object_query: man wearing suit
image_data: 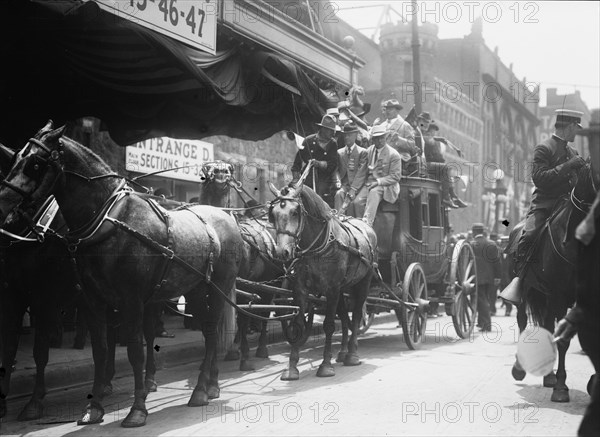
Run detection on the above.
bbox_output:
[514,109,586,283]
[361,124,403,226]
[290,115,339,207]
[334,123,369,217]
[375,99,419,176]
[471,223,502,332]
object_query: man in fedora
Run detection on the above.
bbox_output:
[335,122,369,217]
[376,99,418,171]
[422,120,468,208]
[512,109,586,295]
[471,223,502,331]
[290,114,339,207]
[361,124,402,226]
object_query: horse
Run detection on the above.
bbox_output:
[504,161,598,402]
[0,122,244,427]
[267,180,377,380]
[197,161,284,371]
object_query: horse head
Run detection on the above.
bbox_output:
[0,122,65,225]
[268,182,305,261]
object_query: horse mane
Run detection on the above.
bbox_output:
[59,136,114,175]
[297,186,332,221]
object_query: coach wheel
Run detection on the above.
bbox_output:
[399,263,428,350]
[450,240,478,338]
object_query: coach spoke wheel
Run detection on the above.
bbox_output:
[358,301,375,335]
[450,240,478,338]
[400,263,428,350]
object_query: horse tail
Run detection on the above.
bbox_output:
[524,287,547,327]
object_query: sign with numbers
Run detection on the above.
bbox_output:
[93,0,217,54]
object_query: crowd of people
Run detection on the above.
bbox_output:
[290,98,468,224]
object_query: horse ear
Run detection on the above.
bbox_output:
[46,125,66,143]
[268,181,281,198]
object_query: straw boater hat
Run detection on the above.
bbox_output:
[370,124,388,137]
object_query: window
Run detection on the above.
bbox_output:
[428,193,441,226]
[409,189,423,241]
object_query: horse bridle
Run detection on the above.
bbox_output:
[269,194,331,256]
[0,137,62,202]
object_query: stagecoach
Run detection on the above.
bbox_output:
[235,171,478,351]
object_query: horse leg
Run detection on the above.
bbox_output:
[0,299,26,419]
[189,287,222,406]
[77,299,108,426]
[335,297,349,363]
[143,304,158,393]
[119,303,148,428]
[316,290,339,378]
[344,278,370,367]
[223,315,241,362]
[17,307,55,421]
[550,310,570,402]
[238,314,254,371]
[255,319,269,359]
[512,303,528,381]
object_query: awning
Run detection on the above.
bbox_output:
[0,0,339,147]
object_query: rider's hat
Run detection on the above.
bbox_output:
[555,109,583,128]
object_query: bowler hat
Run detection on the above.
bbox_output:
[383,99,403,110]
[316,115,337,131]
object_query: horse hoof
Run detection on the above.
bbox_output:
[255,346,269,359]
[543,372,557,388]
[551,387,570,403]
[121,406,148,428]
[511,364,526,381]
[188,387,209,407]
[336,351,347,363]
[343,354,361,367]
[207,384,220,400]
[77,402,105,425]
[17,399,44,421]
[103,384,113,397]
[281,367,300,381]
[587,374,597,395]
[316,364,335,378]
[224,350,240,361]
[145,379,158,393]
[239,360,255,372]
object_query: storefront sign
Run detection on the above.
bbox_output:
[92,0,217,54]
[126,137,214,182]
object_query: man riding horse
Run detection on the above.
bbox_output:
[503,109,586,304]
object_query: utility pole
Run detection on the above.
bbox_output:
[411,0,423,114]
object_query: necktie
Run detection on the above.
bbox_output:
[372,148,379,167]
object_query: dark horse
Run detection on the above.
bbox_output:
[505,161,597,402]
[0,123,243,427]
[268,180,377,380]
[197,161,284,371]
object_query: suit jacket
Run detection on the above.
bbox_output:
[380,116,417,160]
[423,136,445,163]
[366,144,402,204]
[291,133,338,198]
[531,134,579,209]
[472,235,502,285]
[337,143,369,193]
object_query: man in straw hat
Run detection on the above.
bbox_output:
[290,114,339,207]
[505,109,586,305]
[334,122,369,217]
[361,124,402,226]
[376,99,418,173]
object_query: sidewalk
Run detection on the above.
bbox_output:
[7,311,398,400]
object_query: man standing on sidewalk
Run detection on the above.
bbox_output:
[471,223,502,331]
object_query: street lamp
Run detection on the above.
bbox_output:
[482,169,508,233]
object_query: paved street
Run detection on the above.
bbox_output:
[0,310,594,436]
